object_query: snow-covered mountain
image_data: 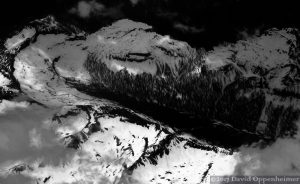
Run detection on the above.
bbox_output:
[0,16,300,184]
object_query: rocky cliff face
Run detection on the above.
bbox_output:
[0,16,300,184]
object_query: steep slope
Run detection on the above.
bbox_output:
[0,104,236,184]
[1,16,300,140]
[1,16,300,141]
[206,28,300,138]
[83,20,300,140]
[1,16,300,184]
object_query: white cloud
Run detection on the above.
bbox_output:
[0,102,74,176]
[129,0,140,6]
[69,0,105,18]
[0,100,29,114]
[173,23,205,34]
[235,122,300,176]
[0,133,10,150]
[29,129,42,149]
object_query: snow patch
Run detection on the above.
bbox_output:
[5,28,36,52]
[0,73,10,86]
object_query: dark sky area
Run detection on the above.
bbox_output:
[0,0,299,48]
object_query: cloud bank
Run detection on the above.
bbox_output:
[69,0,105,18]
[0,101,75,184]
[235,122,300,176]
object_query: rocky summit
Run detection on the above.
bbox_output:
[0,16,300,183]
